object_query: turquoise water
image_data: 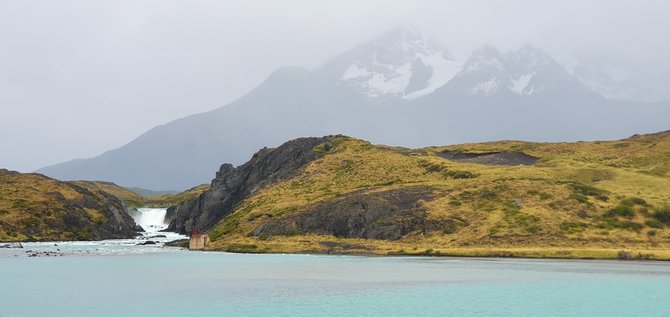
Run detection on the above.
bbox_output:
[2,250,670,317]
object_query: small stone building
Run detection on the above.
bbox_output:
[189,233,209,250]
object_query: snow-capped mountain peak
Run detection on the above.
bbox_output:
[463,46,505,74]
[448,44,578,97]
[512,44,557,69]
[334,28,462,100]
[323,31,600,102]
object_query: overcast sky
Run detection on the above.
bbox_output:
[1,0,669,172]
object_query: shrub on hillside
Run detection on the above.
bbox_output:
[653,205,670,225]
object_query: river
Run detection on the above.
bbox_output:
[1,208,669,316]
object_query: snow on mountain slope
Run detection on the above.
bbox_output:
[334,28,461,100]
[569,60,670,103]
[509,72,536,95]
[445,44,591,97]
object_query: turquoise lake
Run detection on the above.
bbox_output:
[2,245,670,317]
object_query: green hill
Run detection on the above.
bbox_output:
[72,181,208,208]
[0,171,208,242]
[0,170,139,241]
[171,132,670,259]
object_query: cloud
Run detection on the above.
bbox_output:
[0,0,668,171]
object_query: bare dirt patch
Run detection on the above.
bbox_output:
[437,151,539,166]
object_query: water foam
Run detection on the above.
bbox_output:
[132,208,168,233]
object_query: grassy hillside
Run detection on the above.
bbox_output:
[71,181,147,207]
[147,184,209,207]
[73,181,208,208]
[0,173,208,242]
[0,170,139,241]
[203,131,670,259]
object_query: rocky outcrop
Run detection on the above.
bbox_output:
[167,136,338,234]
[163,206,177,227]
[252,186,437,240]
[63,183,140,240]
[0,169,140,241]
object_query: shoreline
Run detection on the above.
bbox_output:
[200,234,670,261]
[198,245,670,261]
[6,236,670,261]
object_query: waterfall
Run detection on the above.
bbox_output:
[132,208,168,233]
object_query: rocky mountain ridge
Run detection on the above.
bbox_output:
[37,28,670,190]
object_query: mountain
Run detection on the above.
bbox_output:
[570,59,670,103]
[37,28,670,190]
[438,45,596,98]
[328,27,461,100]
[0,169,140,241]
[168,132,670,259]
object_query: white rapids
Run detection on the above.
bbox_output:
[132,207,169,232]
[0,207,188,258]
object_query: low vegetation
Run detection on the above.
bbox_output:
[1,171,208,242]
[73,181,209,208]
[197,130,670,259]
[0,170,137,241]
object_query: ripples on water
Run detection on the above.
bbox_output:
[1,209,670,317]
[2,250,670,317]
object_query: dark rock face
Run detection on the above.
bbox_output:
[65,184,140,240]
[164,206,177,226]
[437,150,539,166]
[168,136,338,235]
[253,186,436,240]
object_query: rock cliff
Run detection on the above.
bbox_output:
[253,186,437,240]
[167,136,338,234]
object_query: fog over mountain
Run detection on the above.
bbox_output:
[1,0,669,189]
[36,28,670,190]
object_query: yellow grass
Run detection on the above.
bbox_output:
[208,234,670,260]
[1,169,209,241]
[204,132,670,259]
[72,181,209,208]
